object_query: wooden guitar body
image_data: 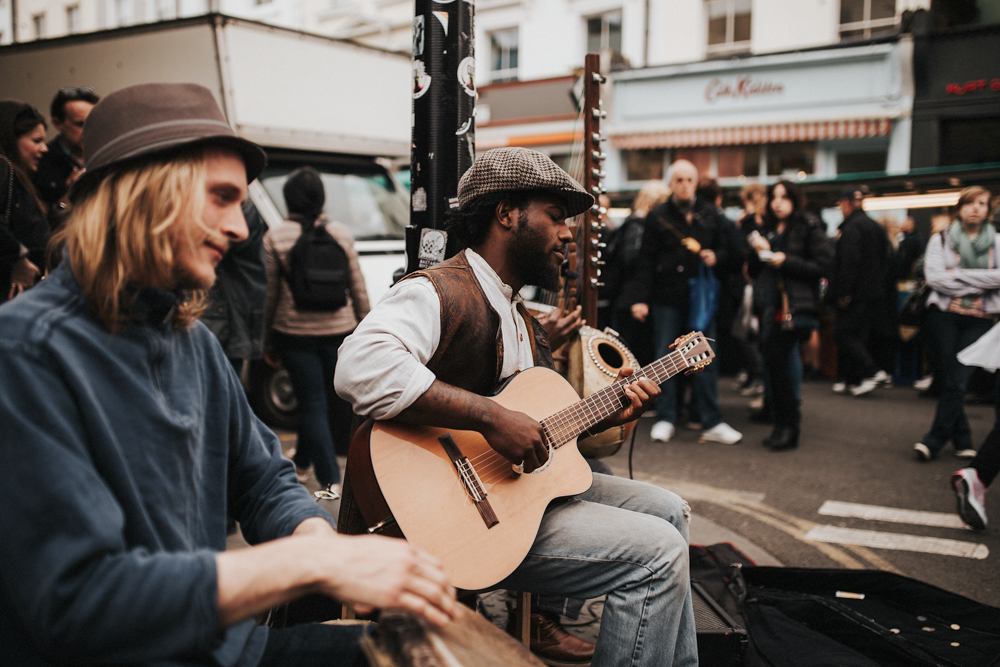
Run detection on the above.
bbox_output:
[361,367,593,591]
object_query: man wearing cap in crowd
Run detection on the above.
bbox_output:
[334,147,698,667]
[0,83,458,666]
[31,86,100,221]
[831,186,890,396]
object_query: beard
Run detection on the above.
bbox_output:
[510,209,563,292]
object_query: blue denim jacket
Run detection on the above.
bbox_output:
[0,261,332,666]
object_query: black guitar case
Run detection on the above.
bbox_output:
[691,543,1000,667]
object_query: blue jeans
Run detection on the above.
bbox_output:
[651,305,722,429]
[499,473,697,667]
[922,310,994,455]
[274,332,350,487]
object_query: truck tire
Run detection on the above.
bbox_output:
[247,359,299,430]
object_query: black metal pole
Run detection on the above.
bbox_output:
[406,0,475,273]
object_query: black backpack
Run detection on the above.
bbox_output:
[281,219,350,312]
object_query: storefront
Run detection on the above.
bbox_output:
[911,22,1000,169]
[605,38,914,196]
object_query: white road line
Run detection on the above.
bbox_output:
[805,525,989,559]
[818,500,970,530]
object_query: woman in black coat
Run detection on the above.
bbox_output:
[748,180,833,451]
[0,101,50,302]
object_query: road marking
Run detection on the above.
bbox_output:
[805,525,989,559]
[818,500,970,530]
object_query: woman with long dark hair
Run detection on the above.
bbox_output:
[915,186,1000,462]
[748,181,833,451]
[0,101,50,301]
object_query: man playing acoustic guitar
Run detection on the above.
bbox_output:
[335,148,698,667]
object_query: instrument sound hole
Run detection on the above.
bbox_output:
[596,342,624,369]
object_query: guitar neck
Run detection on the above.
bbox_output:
[541,349,690,447]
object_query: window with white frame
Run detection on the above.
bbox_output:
[586,10,622,56]
[489,28,518,82]
[33,13,46,38]
[706,0,751,55]
[840,0,898,40]
[65,5,80,34]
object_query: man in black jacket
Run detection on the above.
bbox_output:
[831,188,890,396]
[32,87,100,217]
[625,160,743,444]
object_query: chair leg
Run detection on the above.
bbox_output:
[342,604,356,620]
[513,591,531,645]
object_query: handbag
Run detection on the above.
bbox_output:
[688,262,719,332]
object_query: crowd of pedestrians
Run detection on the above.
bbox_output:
[601,162,1000,529]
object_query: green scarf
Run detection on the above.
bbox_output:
[949,221,996,308]
[949,221,995,270]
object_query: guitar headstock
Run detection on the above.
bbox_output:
[671,331,715,374]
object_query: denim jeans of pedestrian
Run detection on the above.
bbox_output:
[651,304,722,429]
[498,473,697,667]
[274,332,349,487]
[760,319,803,411]
[922,309,994,455]
[763,325,811,427]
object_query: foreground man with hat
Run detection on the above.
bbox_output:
[335,147,697,667]
[0,83,457,666]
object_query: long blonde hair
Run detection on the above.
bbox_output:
[51,150,211,331]
[632,180,670,218]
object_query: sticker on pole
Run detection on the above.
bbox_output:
[412,16,424,57]
[419,228,448,269]
[458,57,476,97]
[412,187,428,212]
[413,60,431,99]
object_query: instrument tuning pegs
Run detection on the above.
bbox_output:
[591,150,606,162]
[589,239,606,249]
[589,277,604,288]
[590,221,603,232]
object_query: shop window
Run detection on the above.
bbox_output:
[940,118,1000,167]
[674,148,713,179]
[766,142,815,177]
[717,145,760,178]
[840,0,898,40]
[836,150,887,174]
[66,5,80,33]
[33,13,46,38]
[625,149,666,182]
[490,28,519,82]
[707,0,752,55]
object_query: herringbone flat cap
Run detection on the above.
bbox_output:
[458,147,594,217]
[71,83,266,201]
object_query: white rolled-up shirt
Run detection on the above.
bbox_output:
[334,249,536,420]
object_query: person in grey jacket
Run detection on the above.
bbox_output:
[914,186,1000,462]
[0,83,456,667]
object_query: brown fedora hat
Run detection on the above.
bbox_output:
[70,83,266,201]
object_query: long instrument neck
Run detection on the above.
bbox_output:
[541,348,689,447]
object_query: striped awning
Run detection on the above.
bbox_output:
[611,118,893,150]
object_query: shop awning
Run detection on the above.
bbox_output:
[610,118,893,149]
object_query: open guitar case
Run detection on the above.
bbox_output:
[690,543,1000,667]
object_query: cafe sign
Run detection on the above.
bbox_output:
[705,76,785,103]
[945,79,1000,95]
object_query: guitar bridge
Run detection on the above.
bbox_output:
[438,433,499,529]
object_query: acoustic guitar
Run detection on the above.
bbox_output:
[346,332,714,591]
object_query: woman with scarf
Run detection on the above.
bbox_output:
[0,101,50,302]
[915,186,1000,462]
[747,181,832,451]
[264,167,369,494]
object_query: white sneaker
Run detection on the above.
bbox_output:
[914,442,933,462]
[871,369,891,385]
[955,448,978,459]
[849,378,878,396]
[650,421,675,443]
[951,468,987,530]
[700,422,743,444]
[914,375,933,391]
[832,382,847,394]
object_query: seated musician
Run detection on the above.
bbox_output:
[0,83,458,667]
[335,148,698,667]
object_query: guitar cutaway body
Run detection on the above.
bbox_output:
[370,366,593,590]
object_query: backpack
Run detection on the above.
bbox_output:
[281,219,351,312]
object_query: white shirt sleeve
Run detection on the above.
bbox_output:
[334,277,441,420]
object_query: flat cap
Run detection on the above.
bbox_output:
[71,83,266,201]
[458,147,594,217]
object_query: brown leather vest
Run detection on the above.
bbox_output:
[404,249,553,395]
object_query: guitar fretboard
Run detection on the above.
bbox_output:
[541,347,694,448]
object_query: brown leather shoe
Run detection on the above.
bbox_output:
[510,611,594,667]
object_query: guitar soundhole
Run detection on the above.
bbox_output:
[596,342,624,369]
